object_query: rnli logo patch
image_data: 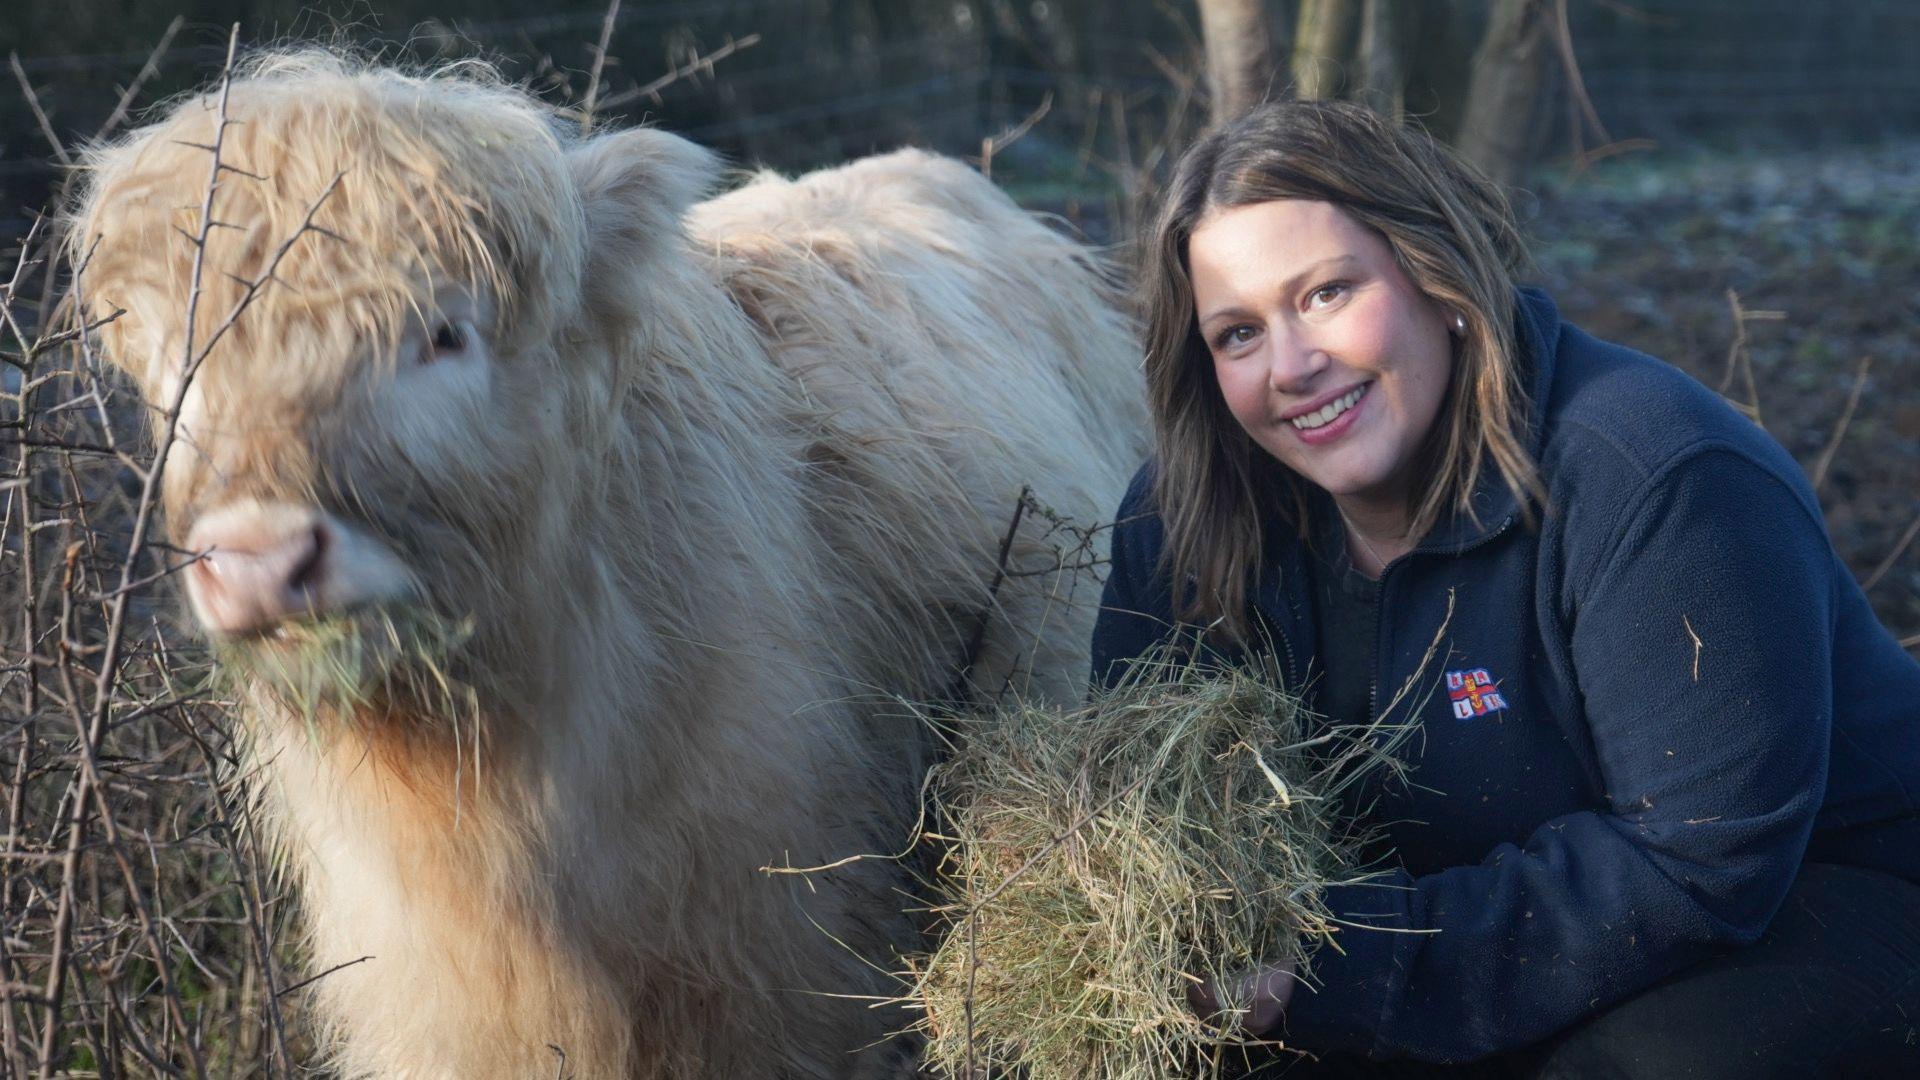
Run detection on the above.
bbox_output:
[1446,668,1508,719]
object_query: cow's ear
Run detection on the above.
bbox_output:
[567,126,720,245]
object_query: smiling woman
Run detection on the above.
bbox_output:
[1092,101,1920,1077]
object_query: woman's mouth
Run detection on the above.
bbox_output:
[1289,382,1371,444]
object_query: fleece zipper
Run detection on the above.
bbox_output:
[1366,513,1519,729]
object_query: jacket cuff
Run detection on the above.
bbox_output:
[1279,874,1416,1056]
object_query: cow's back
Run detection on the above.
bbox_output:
[689,151,1148,705]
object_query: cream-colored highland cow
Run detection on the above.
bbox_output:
[72,52,1146,1079]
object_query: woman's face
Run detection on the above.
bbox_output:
[1189,198,1455,526]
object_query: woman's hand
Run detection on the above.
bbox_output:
[1185,957,1298,1036]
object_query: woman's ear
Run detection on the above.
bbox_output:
[567,126,721,260]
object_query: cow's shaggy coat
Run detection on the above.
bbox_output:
[72,53,1146,1078]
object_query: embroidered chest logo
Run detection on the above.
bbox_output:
[1446,668,1509,719]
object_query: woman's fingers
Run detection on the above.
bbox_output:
[1244,978,1287,1035]
[1184,958,1298,1035]
[1255,959,1299,1012]
[1186,973,1224,1020]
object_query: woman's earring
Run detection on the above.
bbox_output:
[1451,312,1467,336]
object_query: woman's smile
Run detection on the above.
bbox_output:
[1285,380,1372,442]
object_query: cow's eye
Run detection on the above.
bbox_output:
[429,322,467,356]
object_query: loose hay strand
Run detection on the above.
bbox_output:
[907,650,1409,1079]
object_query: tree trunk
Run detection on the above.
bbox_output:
[1356,0,1403,120]
[1292,0,1358,101]
[1403,0,1478,143]
[1456,0,1551,187]
[1196,0,1277,123]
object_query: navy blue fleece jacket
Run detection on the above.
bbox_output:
[1088,288,1920,1062]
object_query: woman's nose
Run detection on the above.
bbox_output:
[1263,326,1329,393]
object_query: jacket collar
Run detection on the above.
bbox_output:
[1411,286,1561,553]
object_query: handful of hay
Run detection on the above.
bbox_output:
[907,653,1405,1079]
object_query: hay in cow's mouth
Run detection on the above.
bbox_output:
[214,605,476,722]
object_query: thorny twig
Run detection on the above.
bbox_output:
[595,33,763,112]
[94,16,186,147]
[34,29,269,1078]
[8,22,326,1076]
[7,53,73,169]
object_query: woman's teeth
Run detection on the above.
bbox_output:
[1291,384,1368,430]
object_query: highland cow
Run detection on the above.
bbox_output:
[71,52,1146,1078]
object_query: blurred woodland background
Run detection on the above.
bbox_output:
[2,1,1918,1075]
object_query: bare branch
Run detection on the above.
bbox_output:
[1716,289,1782,425]
[1810,355,1872,493]
[580,0,623,134]
[85,550,210,604]
[1549,0,1612,166]
[597,33,763,112]
[975,94,1052,180]
[34,28,254,1079]
[1863,512,1920,595]
[93,16,186,146]
[274,954,374,999]
[8,52,73,169]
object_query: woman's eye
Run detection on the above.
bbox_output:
[1307,282,1349,309]
[1214,325,1259,350]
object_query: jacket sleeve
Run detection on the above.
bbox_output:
[1281,445,1835,1061]
[1088,463,1178,695]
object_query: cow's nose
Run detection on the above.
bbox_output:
[185,504,333,637]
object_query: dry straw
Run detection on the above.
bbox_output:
[213,605,477,726]
[906,646,1414,1079]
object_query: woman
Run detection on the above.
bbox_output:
[1089,101,1920,1077]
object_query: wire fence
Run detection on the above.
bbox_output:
[5,0,1920,246]
[1565,0,1920,143]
